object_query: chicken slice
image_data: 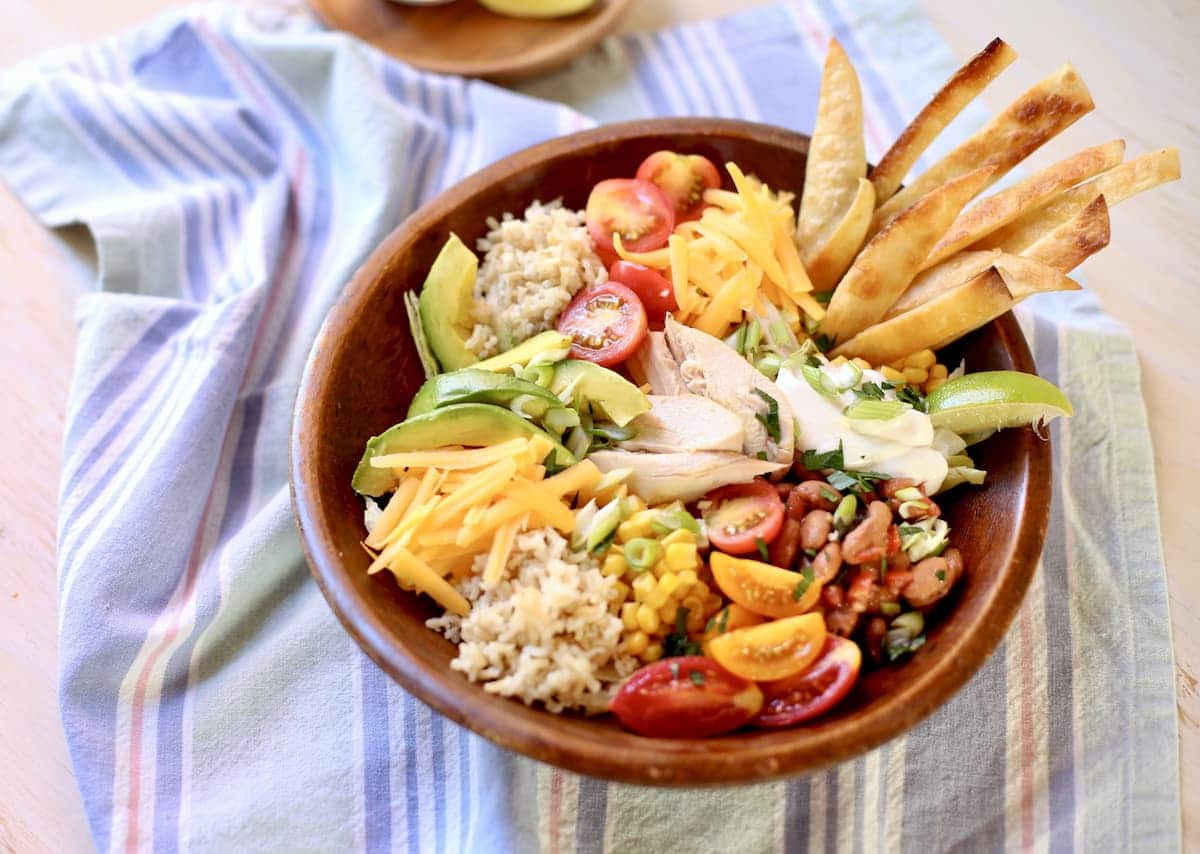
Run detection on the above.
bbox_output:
[588,449,786,505]
[627,331,688,396]
[663,317,796,464]
[617,395,745,453]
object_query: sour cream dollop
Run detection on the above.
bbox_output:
[776,362,948,494]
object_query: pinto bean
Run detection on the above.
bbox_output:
[879,477,919,500]
[800,510,833,551]
[864,617,888,664]
[847,571,876,613]
[785,488,808,521]
[825,606,859,638]
[775,482,794,500]
[841,501,892,564]
[888,545,911,573]
[902,550,964,608]
[795,480,838,512]
[812,542,842,584]
[768,517,803,569]
[883,569,914,596]
[820,584,844,610]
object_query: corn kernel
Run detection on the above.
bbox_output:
[905,349,936,369]
[612,581,630,602]
[632,573,656,601]
[660,528,696,548]
[881,366,906,383]
[617,511,655,543]
[925,377,947,393]
[624,495,647,516]
[930,363,948,380]
[636,602,662,634]
[681,595,704,618]
[677,568,699,592]
[903,366,928,384]
[646,584,671,610]
[686,607,706,633]
[830,355,847,366]
[659,601,679,623]
[621,602,639,631]
[643,642,664,662]
[625,630,649,656]
[665,542,699,572]
[851,357,872,370]
[658,571,683,600]
[704,592,724,614]
[601,552,628,578]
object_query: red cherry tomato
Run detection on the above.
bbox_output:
[703,479,786,556]
[752,635,862,728]
[635,151,722,222]
[607,261,677,330]
[555,282,648,367]
[610,656,763,738]
[586,178,674,265]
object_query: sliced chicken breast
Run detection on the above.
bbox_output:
[588,449,786,505]
[627,331,688,396]
[617,395,745,453]
[663,317,796,464]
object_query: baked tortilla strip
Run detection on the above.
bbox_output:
[884,249,1002,320]
[832,256,1080,363]
[797,40,867,260]
[921,139,1124,270]
[1021,194,1110,272]
[871,37,1018,204]
[869,64,1094,236]
[819,166,993,343]
[803,177,875,292]
[976,146,1180,253]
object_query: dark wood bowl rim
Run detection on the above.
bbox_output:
[289,117,1051,785]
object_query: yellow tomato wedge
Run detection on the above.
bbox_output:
[709,552,823,619]
[698,602,765,654]
[707,613,828,682]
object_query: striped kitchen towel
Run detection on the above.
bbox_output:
[0,1,1179,850]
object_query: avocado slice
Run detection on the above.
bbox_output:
[550,360,650,427]
[351,403,575,496]
[477,0,594,18]
[472,330,572,374]
[418,234,480,373]
[406,369,561,419]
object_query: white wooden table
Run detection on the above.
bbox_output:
[1,1,1195,850]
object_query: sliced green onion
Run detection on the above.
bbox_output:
[894,487,925,502]
[800,364,834,397]
[843,399,909,421]
[755,352,783,379]
[651,507,702,536]
[566,425,591,459]
[624,538,662,572]
[826,360,863,392]
[899,499,932,519]
[833,494,857,534]
[542,406,580,435]
[880,601,901,617]
[891,611,925,635]
[590,423,636,443]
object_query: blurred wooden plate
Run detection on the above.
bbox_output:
[308,0,634,82]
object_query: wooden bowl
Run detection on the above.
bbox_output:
[308,0,634,83]
[290,118,1051,785]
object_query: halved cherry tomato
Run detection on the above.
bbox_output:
[709,551,823,619]
[556,282,648,367]
[607,261,677,330]
[610,656,763,738]
[635,151,722,222]
[703,480,785,556]
[753,635,862,727]
[586,178,674,265]
[707,612,827,681]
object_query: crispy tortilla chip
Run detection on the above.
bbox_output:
[871,37,1018,204]
[976,147,1180,253]
[922,140,1124,270]
[884,249,1002,320]
[819,166,993,342]
[803,177,875,291]
[1021,194,1110,272]
[869,64,1094,236]
[832,256,1080,363]
[797,40,867,260]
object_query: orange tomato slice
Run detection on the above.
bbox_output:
[707,613,828,682]
[709,552,823,619]
[698,602,766,655]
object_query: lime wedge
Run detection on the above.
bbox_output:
[926,370,1073,435]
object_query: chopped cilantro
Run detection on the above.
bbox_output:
[752,389,782,442]
[812,332,837,352]
[792,565,816,601]
[896,384,928,412]
[881,555,889,574]
[819,486,840,504]
[936,569,947,582]
[898,525,924,536]
[804,548,818,558]
[827,468,890,494]
[803,444,845,471]
[756,536,770,561]
[854,381,886,401]
[756,450,769,461]
[663,607,701,657]
[717,606,730,633]
[814,290,833,305]
[805,355,822,369]
[689,670,705,686]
